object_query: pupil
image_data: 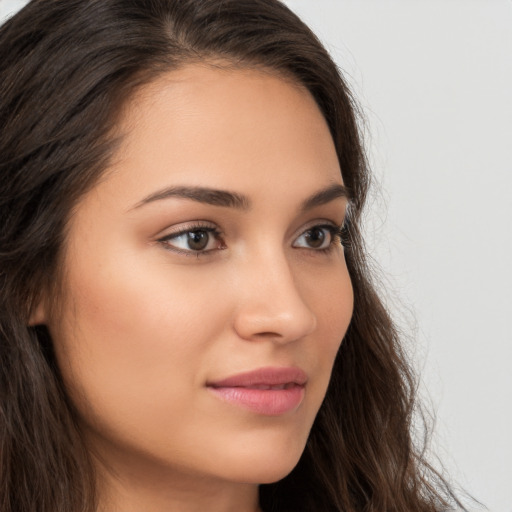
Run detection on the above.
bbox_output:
[306,228,325,248]
[187,230,209,250]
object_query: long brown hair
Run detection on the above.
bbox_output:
[0,1,466,511]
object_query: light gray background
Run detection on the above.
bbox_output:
[2,1,511,511]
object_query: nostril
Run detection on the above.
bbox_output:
[255,331,281,338]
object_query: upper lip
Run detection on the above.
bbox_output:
[207,366,308,388]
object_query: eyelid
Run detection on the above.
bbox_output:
[155,220,219,240]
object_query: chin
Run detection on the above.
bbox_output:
[217,435,307,485]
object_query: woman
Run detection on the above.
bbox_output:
[0,1,466,511]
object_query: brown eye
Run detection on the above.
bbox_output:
[304,227,326,248]
[186,230,210,251]
[293,225,338,251]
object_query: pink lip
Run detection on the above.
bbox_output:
[207,367,307,416]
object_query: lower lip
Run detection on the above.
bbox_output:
[208,385,305,416]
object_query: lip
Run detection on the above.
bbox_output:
[206,367,307,416]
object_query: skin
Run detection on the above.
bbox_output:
[35,64,354,512]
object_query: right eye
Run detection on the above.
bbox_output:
[158,226,225,254]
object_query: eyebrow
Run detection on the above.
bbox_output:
[299,183,350,211]
[132,183,349,211]
[132,185,250,210]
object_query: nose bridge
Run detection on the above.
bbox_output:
[233,244,317,343]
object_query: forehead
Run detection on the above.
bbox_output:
[100,64,343,208]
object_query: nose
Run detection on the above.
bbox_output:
[232,251,317,344]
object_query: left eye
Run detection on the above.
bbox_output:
[293,225,339,250]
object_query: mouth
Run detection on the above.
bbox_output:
[206,367,307,416]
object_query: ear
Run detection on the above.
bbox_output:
[28,299,48,326]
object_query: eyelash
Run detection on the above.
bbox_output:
[156,222,346,257]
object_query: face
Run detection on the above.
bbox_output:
[42,65,353,493]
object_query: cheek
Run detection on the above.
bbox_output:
[49,249,230,431]
[298,257,353,399]
[306,254,353,344]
